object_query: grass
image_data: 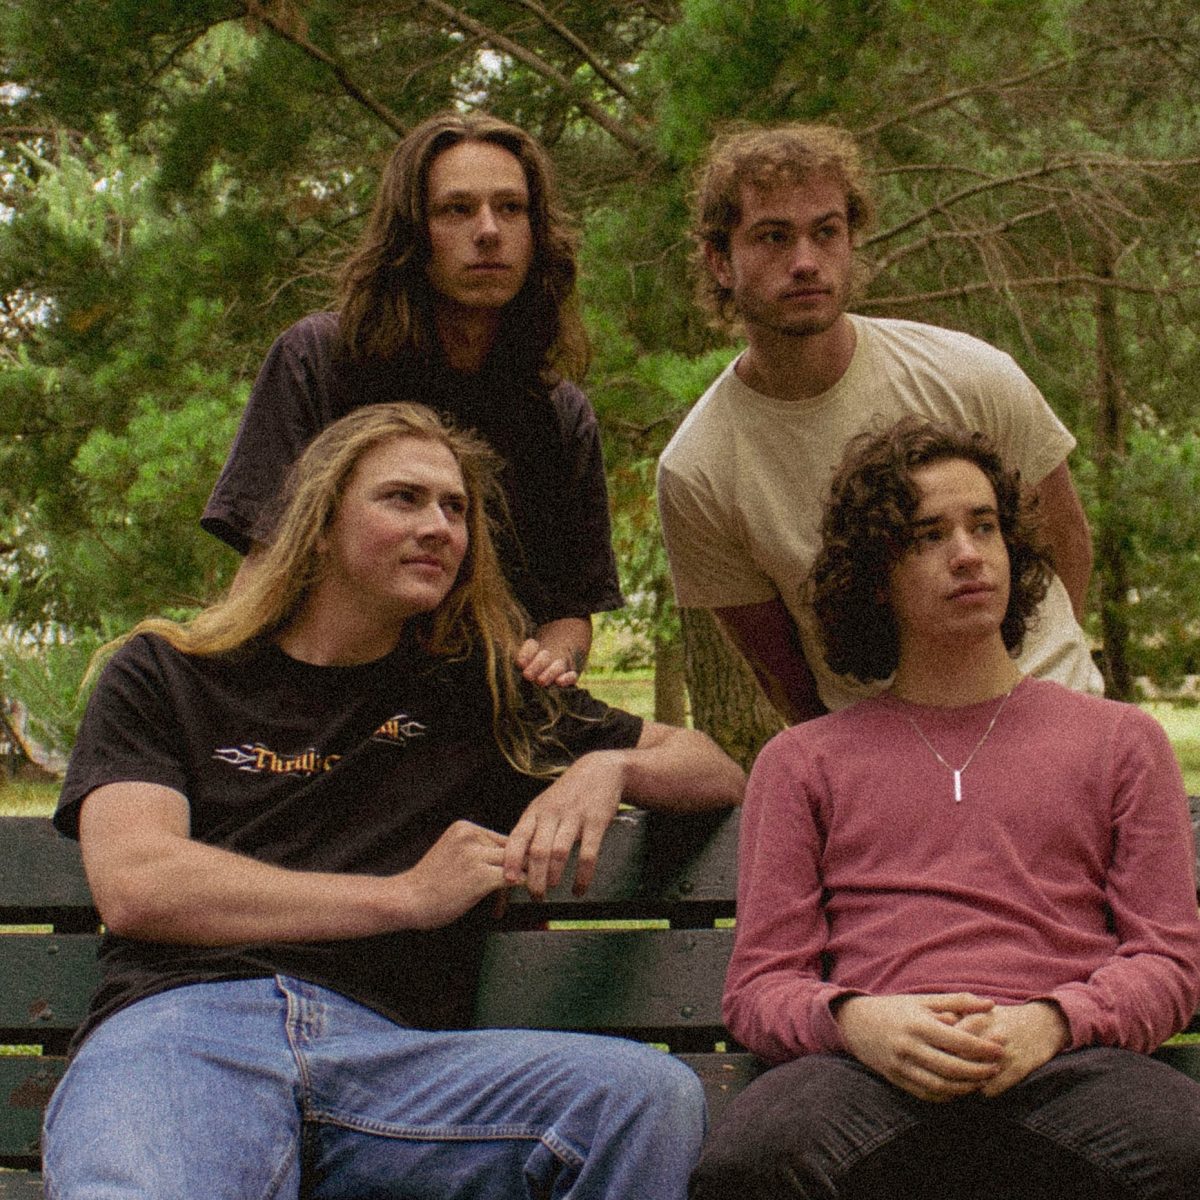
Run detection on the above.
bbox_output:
[1140,704,1200,796]
[0,779,58,817]
[584,670,654,720]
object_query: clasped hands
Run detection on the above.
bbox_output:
[835,992,1071,1104]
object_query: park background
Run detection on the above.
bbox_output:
[1,0,1199,804]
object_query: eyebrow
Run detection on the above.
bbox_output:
[430,186,528,203]
[745,209,847,232]
[911,504,998,528]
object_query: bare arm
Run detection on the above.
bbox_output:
[504,720,745,899]
[714,599,826,724]
[79,781,519,946]
[517,615,593,688]
[1034,461,1093,621]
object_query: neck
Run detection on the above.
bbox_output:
[277,598,403,667]
[890,637,1022,708]
[736,314,856,402]
[435,303,501,373]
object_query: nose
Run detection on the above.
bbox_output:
[789,236,819,276]
[949,528,983,568]
[416,503,453,541]
[474,204,500,241]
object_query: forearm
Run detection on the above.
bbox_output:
[1045,527,1092,621]
[1036,462,1094,621]
[1049,949,1200,1053]
[609,723,745,811]
[80,782,509,947]
[714,600,827,724]
[86,830,410,946]
[227,541,266,598]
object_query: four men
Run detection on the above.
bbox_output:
[692,421,1200,1199]
[45,111,1199,1197]
[658,123,1102,722]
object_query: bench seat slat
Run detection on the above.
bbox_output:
[0,937,99,1036]
[0,1058,65,1165]
[473,927,733,1038]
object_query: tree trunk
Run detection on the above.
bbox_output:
[1092,250,1134,700]
[652,634,687,726]
[679,607,783,772]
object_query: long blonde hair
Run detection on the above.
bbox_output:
[124,403,556,774]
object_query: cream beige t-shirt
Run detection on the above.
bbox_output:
[657,315,1103,710]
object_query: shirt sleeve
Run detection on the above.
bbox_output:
[722,732,858,1063]
[1045,708,1200,1052]
[971,344,1076,489]
[55,636,190,839]
[656,454,778,610]
[538,383,624,620]
[201,315,338,553]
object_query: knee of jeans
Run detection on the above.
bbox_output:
[579,1042,706,1134]
[625,1047,705,1113]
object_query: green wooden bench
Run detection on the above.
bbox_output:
[0,808,756,1197]
[4,802,1200,1199]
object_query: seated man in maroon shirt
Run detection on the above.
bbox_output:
[691,418,1200,1200]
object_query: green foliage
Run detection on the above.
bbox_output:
[3,0,1200,747]
[0,122,259,629]
[1092,429,1200,682]
[0,627,106,758]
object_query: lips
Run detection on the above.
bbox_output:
[948,582,994,600]
[403,556,447,573]
[781,286,829,301]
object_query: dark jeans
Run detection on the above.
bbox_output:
[691,1048,1200,1200]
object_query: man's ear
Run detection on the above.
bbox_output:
[704,240,733,289]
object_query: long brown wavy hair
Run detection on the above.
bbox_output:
[122,403,557,775]
[809,419,1052,683]
[336,111,588,383]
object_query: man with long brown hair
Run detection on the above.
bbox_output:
[46,402,744,1200]
[204,111,616,687]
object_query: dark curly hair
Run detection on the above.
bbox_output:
[809,419,1052,683]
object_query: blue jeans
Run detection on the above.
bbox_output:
[690,1049,1200,1199]
[43,975,705,1199]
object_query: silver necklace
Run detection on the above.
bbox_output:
[903,685,1016,803]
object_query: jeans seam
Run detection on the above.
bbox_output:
[829,1111,921,1181]
[310,1110,587,1169]
[279,975,318,1116]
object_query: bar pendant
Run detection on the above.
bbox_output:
[953,770,963,803]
